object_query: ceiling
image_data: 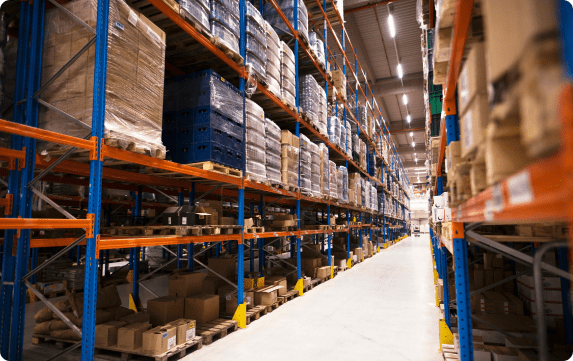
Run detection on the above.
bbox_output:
[322,0,426,185]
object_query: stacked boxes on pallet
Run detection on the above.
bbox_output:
[162,69,243,169]
[319,143,329,198]
[329,161,337,200]
[280,41,296,109]
[309,31,325,68]
[263,0,309,44]
[352,134,360,163]
[336,167,343,202]
[328,116,340,147]
[339,166,348,204]
[318,84,327,136]
[40,0,166,157]
[310,142,321,198]
[300,74,327,134]
[358,106,368,138]
[371,185,378,212]
[349,173,360,206]
[340,124,347,151]
[246,3,267,81]
[245,99,267,183]
[299,134,312,194]
[209,0,238,52]
[264,21,281,96]
[281,130,299,188]
[331,69,346,100]
[265,118,282,185]
[346,126,352,158]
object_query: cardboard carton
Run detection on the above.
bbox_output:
[147,296,184,327]
[168,271,206,297]
[202,276,227,294]
[119,312,149,325]
[264,276,287,296]
[280,130,299,147]
[184,294,219,323]
[167,318,196,344]
[254,286,279,306]
[314,266,330,279]
[117,323,152,351]
[458,42,487,114]
[95,321,126,347]
[207,258,236,279]
[142,325,177,354]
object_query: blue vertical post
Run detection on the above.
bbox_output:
[176,191,184,268]
[440,247,451,328]
[452,223,473,361]
[132,246,140,307]
[80,0,109,357]
[557,248,573,345]
[327,205,331,269]
[188,184,195,270]
[8,1,42,359]
[346,209,350,259]
[237,0,246,308]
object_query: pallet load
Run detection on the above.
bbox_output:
[319,143,329,198]
[281,130,299,189]
[318,84,327,136]
[299,134,312,194]
[370,183,378,212]
[162,69,244,169]
[340,124,347,151]
[245,2,267,81]
[265,118,282,185]
[339,166,348,204]
[40,0,166,158]
[345,125,352,157]
[358,105,369,138]
[245,99,267,183]
[279,41,296,109]
[329,161,337,200]
[332,68,346,100]
[263,0,309,44]
[208,0,239,54]
[310,141,321,198]
[328,116,341,147]
[349,173,360,206]
[352,134,360,162]
[264,21,281,95]
[309,31,325,68]
[359,140,367,171]
[300,74,321,126]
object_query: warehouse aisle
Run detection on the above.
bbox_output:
[185,234,441,361]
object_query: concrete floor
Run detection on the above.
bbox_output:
[21,234,441,361]
[184,234,441,361]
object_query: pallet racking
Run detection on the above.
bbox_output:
[429,1,573,360]
[0,0,411,359]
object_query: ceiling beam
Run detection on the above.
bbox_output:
[388,118,425,132]
[369,72,424,97]
[345,13,377,85]
[344,0,397,14]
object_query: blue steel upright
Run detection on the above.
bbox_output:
[237,0,246,306]
[81,0,109,357]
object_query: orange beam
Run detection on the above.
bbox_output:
[0,218,92,230]
[98,234,242,249]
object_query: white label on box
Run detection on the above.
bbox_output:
[128,10,138,26]
[168,217,171,225]
[463,109,473,150]
[507,171,533,205]
[167,336,176,349]
[182,217,187,225]
[186,328,195,341]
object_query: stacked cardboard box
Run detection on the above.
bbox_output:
[40,0,166,157]
[332,69,346,100]
[281,130,300,188]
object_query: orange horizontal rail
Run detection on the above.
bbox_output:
[98,234,243,249]
[0,218,92,230]
[0,119,95,151]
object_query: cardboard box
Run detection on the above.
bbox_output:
[167,318,196,344]
[488,345,519,361]
[184,294,219,323]
[95,321,126,347]
[207,257,236,279]
[202,276,227,294]
[147,296,184,327]
[254,286,279,306]
[142,325,177,354]
[119,312,149,325]
[264,276,287,296]
[353,247,363,261]
[482,0,557,83]
[460,93,489,159]
[168,271,206,298]
[280,130,299,148]
[485,122,531,185]
[117,323,152,351]
[220,217,235,225]
[314,266,330,279]
[458,42,487,113]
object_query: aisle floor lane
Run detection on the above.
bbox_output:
[184,234,441,361]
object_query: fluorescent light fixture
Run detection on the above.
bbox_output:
[407,114,411,123]
[410,132,413,137]
[403,94,408,105]
[388,14,396,38]
[412,141,415,147]
[397,64,403,79]
[415,158,418,162]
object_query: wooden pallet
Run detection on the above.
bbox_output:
[267,225,297,232]
[208,35,244,66]
[265,301,280,312]
[219,225,243,235]
[27,289,67,303]
[245,174,269,185]
[107,226,189,237]
[244,227,265,234]
[188,161,242,177]
[270,182,298,193]
[32,334,80,349]
[311,276,328,287]
[245,305,268,324]
[94,336,202,361]
[104,136,166,160]
[277,289,299,303]
[195,319,237,345]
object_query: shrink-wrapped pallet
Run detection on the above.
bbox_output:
[319,143,329,198]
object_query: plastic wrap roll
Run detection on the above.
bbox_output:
[245,98,264,119]
[246,130,266,146]
[181,0,210,29]
[265,118,281,140]
[246,143,266,163]
[265,137,281,155]
[210,21,239,54]
[209,0,239,35]
[246,114,265,135]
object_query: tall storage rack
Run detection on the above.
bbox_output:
[429,1,573,360]
[0,0,411,359]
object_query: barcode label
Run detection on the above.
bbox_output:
[167,336,176,349]
[182,217,187,225]
[186,328,195,340]
[507,171,533,205]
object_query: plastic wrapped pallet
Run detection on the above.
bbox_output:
[264,21,281,96]
[246,2,267,81]
[300,74,319,124]
[210,18,239,54]
[209,0,239,53]
[280,41,296,109]
[317,86,327,135]
[310,142,321,197]
[328,116,340,147]
[336,167,343,201]
[281,144,299,188]
[329,161,337,200]
[339,166,348,204]
[265,119,282,184]
[346,126,352,157]
[245,99,267,183]
[40,0,166,157]
[319,143,329,198]
[263,0,308,44]
[162,69,243,167]
[181,0,210,32]
[299,134,312,193]
[340,124,346,151]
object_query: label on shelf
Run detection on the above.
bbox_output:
[507,171,533,205]
[492,184,504,212]
[484,200,494,221]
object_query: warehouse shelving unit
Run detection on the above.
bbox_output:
[429,1,573,360]
[0,0,412,359]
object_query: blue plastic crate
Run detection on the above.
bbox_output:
[193,125,229,144]
[162,111,178,131]
[194,107,243,139]
[174,141,243,169]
